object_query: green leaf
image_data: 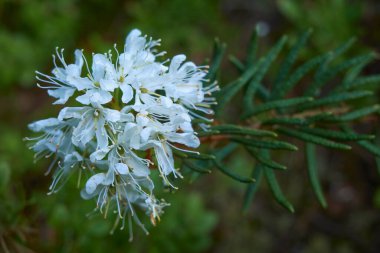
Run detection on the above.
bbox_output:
[183,160,212,174]
[242,163,263,212]
[342,53,376,85]
[358,141,380,157]
[229,55,245,71]
[278,127,352,150]
[272,29,312,99]
[210,124,277,137]
[243,36,288,112]
[302,38,355,96]
[242,97,313,119]
[323,105,380,122]
[305,143,327,208]
[231,137,298,151]
[341,125,380,157]
[264,162,295,213]
[341,74,380,90]
[246,29,259,67]
[197,130,221,137]
[173,149,216,160]
[299,127,375,141]
[246,147,287,170]
[271,55,326,99]
[262,112,333,126]
[263,117,308,126]
[297,90,373,111]
[214,143,239,160]
[213,159,255,183]
[206,38,226,83]
[305,54,374,96]
[216,62,260,115]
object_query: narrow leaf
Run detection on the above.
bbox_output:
[358,141,380,157]
[206,38,226,83]
[246,29,259,67]
[214,159,255,183]
[229,55,245,71]
[242,97,313,119]
[272,29,312,98]
[323,105,380,122]
[299,127,375,141]
[216,62,260,114]
[342,74,380,90]
[214,143,238,160]
[297,90,373,111]
[264,163,295,212]
[231,137,298,151]
[278,127,352,150]
[306,143,327,208]
[271,55,326,99]
[197,130,221,137]
[341,125,380,157]
[243,163,263,212]
[183,160,212,174]
[211,124,277,137]
[243,36,288,112]
[246,147,287,170]
[305,54,374,96]
[262,112,333,126]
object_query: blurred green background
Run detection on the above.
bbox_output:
[1,0,380,252]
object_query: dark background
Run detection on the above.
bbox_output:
[1,0,380,252]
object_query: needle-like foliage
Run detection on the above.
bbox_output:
[174,29,380,212]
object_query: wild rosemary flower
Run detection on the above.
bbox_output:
[27,29,217,237]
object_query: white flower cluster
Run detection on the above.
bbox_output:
[27,29,218,235]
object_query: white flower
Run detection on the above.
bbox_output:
[75,54,117,105]
[36,49,83,104]
[28,28,218,235]
[58,105,123,149]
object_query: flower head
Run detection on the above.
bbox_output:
[28,29,217,236]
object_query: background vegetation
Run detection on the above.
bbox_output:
[1,0,380,252]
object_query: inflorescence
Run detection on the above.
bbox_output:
[26,29,218,238]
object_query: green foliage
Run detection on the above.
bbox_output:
[177,28,380,213]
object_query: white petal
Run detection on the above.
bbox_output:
[99,78,118,92]
[140,127,152,142]
[90,147,111,162]
[76,93,91,105]
[28,118,61,132]
[91,89,113,105]
[160,96,173,108]
[120,112,134,122]
[85,173,106,194]
[115,163,129,175]
[104,169,114,185]
[136,114,149,127]
[58,107,87,120]
[167,132,200,148]
[92,54,109,81]
[120,84,133,104]
[103,108,121,122]
[48,88,75,105]
[74,49,84,70]
[169,54,186,72]
[95,119,108,150]
[72,77,93,91]
[154,143,175,176]
[126,155,150,177]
